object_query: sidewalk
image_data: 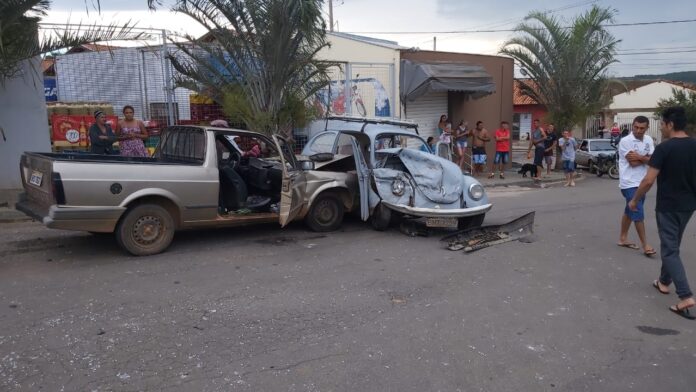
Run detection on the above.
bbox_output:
[476,168,583,188]
[0,189,30,223]
[0,207,30,223]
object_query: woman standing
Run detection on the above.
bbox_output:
[117,105,149,157]
[454,120,470,172]
[88,110,117,154]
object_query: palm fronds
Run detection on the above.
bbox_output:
[0,0,147,85]
[168,0,333,135]
[500,5,620,133]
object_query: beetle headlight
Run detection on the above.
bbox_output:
[392,179,406,196]
[468,183,484,200]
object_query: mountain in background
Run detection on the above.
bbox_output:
[623,71,696,84]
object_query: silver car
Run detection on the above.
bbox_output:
[302,118,492,230]
[575,138,617,169]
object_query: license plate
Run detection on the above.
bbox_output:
[426,217,458,228]
[29,171,44,186]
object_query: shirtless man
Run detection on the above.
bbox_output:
[471,121,490,177]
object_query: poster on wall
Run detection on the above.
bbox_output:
[51,115,119,146]
[313,77,391,118]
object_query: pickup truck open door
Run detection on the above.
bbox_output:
[273,135,307,227]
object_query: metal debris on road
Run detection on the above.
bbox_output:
[442,212,535,252]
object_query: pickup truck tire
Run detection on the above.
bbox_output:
[305,193,344,232]
[370,202,392,231]
[458,213,485,230]
[116,204,175,256]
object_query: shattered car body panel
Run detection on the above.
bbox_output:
[303,119,492,227]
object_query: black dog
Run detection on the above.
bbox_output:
[518,163,538,178]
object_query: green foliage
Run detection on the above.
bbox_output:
[655,88,696,133]
[0,0,145,85]
[168,0,333,137]
[500,5,620,135]
[631,71,696,84]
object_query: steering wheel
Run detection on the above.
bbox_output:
[222,149,242,170]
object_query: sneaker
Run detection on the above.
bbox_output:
[487,173,495,179]
[499,174,505,179]
[570,181,576,187]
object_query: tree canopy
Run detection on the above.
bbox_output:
[0,0,144,85]
[656,88,696,134]
[500,5,620,135]
[167,0,333,136]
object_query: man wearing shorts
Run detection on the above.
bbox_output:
[559,130,577,186]
[527,119,546,181]
[543,124,558,175]
[617,115,656,256]
[471,121,490,177]
[489,121,510,179]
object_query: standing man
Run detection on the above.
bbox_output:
[617,116,656,257]
[629,107,696,319]
[471,121,490,177]
[488,121,510,179]
[543,124,558,176]
[559,130,577,187]
[526,119,546,181]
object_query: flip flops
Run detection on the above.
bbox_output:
[617,242,639,250]
[669,304,696,320]
[644,248,657,257]
[652,280,669,295]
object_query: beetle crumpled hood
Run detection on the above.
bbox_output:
[396,148,462,204]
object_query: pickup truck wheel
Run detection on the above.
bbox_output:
[116,204,175,256]
[371,203,392,231]
[305,193,344,232]
[458,213,485,230]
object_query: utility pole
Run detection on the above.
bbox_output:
[329,0,334,32]
[433,36,437,51]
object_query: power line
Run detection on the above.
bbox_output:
[344,18,696,35]
[616,49,696,56]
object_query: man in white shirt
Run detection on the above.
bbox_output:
[617,116,656,257]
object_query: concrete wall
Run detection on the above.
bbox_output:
[319,33,401,117]
[0,58,51,193]
[400,50,514,165]
[610,81,691,111]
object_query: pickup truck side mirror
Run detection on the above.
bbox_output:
[300,160,315,171]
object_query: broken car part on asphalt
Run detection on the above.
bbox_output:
[441,212,535,252]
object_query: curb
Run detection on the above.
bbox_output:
[482,173,585,188]
[0,208,31,224]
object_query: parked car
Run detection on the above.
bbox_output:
[574,138,617,170]
[16,126,361,256]
[301,117,492,230]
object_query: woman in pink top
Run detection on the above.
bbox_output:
[117,105,149,157]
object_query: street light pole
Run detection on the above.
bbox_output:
[329,0,334,32]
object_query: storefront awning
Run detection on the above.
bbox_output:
[400,59,495,102]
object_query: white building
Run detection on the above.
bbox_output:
[604,80,696,142]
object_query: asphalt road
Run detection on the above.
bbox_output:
[1,176,695,391]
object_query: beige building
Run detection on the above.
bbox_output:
[399,50,514,160]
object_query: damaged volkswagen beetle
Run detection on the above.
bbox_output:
[302,117,492,230]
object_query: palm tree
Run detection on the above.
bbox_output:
[0,0,145,85]
[166,0,333,137]
[501,5,620,140]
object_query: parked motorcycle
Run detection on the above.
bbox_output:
[594,148,619,179]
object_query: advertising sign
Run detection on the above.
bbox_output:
[51,115,119,145]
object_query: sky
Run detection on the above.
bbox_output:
[45,0,696,77]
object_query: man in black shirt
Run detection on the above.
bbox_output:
[630,106,696,319]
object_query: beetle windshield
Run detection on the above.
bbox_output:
[374,134,427,152]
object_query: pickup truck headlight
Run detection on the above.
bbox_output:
[468,183,484,200]
[391,179,406,196]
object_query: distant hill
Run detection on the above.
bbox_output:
[624,71,696,84]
